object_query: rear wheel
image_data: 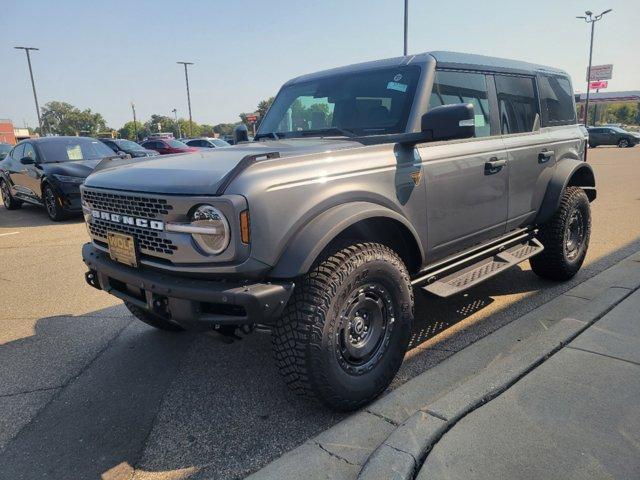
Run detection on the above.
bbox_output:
[618,138,629,148]
[125,301,185,332]
[530,187,591,281]
[0,179,22,210]
[272,242,413,411]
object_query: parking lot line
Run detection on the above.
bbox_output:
[0,231,20,237]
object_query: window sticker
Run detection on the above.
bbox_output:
[387,81,408,93]
[66,145,83,160]
[474,114,486,127]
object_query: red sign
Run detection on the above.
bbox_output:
[589,80,608,90]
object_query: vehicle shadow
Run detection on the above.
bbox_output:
[0,202,83,229]
[1,237,639,480]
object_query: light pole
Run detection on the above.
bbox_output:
[403,0,408,55]
[131,102,138,141]
[177,61,194,137]
[576,9,612,126]
[14,46,43,134]
[172,108,182,139]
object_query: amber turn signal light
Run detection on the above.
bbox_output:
[240,210,250,244]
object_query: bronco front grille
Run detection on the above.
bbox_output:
[82,189,173,219]
[83,188,178,257]
[88,219,178,255]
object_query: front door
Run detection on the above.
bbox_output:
[419,70,508,260]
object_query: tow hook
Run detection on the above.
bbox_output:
[85,270,101,290]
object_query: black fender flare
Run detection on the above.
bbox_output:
[534,159,596,225]
[269,201,424,278]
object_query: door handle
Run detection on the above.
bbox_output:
[538,150,554,163]
[484,157,506,175]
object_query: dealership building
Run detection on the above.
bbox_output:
[0,119,34,145]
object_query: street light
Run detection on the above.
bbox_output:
[576,9,612,126]
[14,46,43,134]
[172,108,182,139]
[403,0,408,55]
[177,61,194,137]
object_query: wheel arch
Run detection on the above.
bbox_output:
[535,159,596,225]
[268,202,424,279]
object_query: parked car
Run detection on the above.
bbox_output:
[587,126,640,148]
[0,136,118,220]
[140,138,198,155]
[0,143,12,160]
[184,138,231,149]
[81,51,595,410]
[99,138,159,158]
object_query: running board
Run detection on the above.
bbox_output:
[421,237,544,298]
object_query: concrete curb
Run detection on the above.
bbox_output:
[358,260,640,479]
[249,251,640,480]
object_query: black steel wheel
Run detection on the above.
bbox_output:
[272,242,413,411]
[0,179,22,210]
[530,187,591,280]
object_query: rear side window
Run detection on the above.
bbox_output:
[429,70,491,137]
[495,75,539,134]
[538,75,576,126]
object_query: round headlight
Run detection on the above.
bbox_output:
[191,205,230,254]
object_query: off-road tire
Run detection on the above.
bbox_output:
[530,187,591,281]
[617,138,629,148]
[272,242,413,411]
[43,184,67,221]
[125,301,185,332]
[0,179,22,210]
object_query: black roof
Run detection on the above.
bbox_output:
[285,51,567,85]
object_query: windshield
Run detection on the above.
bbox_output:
[116,139,146,151]
[257,66,420,139]
[610,127,628,134]
[39,138,116,163]
[167,139,189,148]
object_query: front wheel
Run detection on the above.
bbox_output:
[530,187,591,281]
[272,242,413,411]
[43,184,67,221]
[618,138,629,148]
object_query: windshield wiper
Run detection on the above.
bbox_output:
[255,132,282,141]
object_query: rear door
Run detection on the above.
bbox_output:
[419,70,508,260]
[494,74,554,229]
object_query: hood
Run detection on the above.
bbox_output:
[43,159,102,178]
[84,138,362,195]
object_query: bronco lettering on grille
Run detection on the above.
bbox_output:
[91,209,164,231]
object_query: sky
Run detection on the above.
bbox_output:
[1,0,638,130]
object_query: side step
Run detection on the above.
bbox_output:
[421,237,544,298]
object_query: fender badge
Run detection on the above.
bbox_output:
[410,170,422,186]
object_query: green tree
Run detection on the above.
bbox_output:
[40,101,107,136]
[118,121,148,141]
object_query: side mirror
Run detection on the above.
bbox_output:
[117,151,128,159]
[20,157,36,165]
[421,103,476,142]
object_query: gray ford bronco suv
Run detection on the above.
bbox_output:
[82,51,594,410]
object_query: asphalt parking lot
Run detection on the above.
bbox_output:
[1,146,639,480]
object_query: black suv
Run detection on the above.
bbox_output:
[0,136,117,220]
[588,126,640,148]
[99,138,159,158]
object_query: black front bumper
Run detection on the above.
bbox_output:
[82,243,294,330]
